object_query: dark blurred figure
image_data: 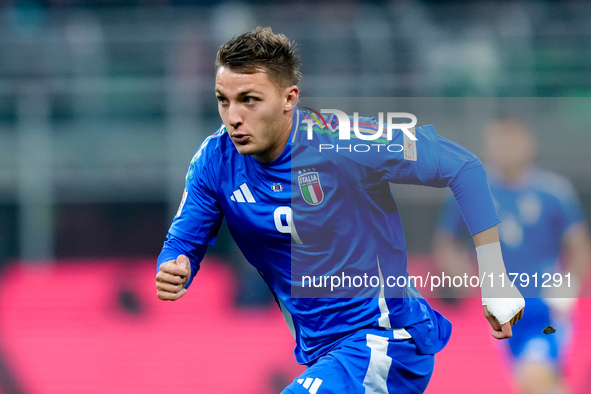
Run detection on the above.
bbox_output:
[0,225,25,393]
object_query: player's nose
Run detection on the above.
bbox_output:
[227,103,243,130]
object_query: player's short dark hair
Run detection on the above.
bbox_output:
[216,26,301,88]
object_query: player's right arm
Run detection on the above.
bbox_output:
[156,255,191,301]
[156,236,208,300]
[155,130,225,301]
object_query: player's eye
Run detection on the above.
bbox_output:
[216,96,228,104]
[243,96,259,104]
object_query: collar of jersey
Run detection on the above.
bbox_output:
[488,165,537,190]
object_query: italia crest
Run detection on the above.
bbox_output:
[298,169,324,205]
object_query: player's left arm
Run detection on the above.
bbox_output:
[443,151,524,339]
[473,226,524,339]
[360,126,525,335]
[418,131,525,337]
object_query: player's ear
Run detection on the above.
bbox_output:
[284,85,299,111]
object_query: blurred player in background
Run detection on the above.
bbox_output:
[434,118,591,394]
[155,27,524,393]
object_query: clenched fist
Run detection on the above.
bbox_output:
[156,255,191,301]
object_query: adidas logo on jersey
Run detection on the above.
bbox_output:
[296,377,323,393]
[230,183,256,203]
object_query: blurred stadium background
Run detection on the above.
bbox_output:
[1,1,591,393]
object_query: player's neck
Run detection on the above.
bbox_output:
[501,165,530,185]
[253,113,293,163]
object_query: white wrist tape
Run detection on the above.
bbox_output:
[476,242,525,324]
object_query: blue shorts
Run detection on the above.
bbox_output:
[507,298,566,365]
[282,328,434,394]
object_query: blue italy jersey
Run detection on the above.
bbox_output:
[161,107,500,364]
[439,168,585,297]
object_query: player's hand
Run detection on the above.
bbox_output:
[483,303,524,339]
[475,240,525,339]
[481,274,525,339]
[156,255,191,301]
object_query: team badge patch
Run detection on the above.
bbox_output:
[403,126,417,161]
[298,170,324,205]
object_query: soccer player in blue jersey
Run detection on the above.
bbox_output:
[155,27,525,393]
[434,119,591,394]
